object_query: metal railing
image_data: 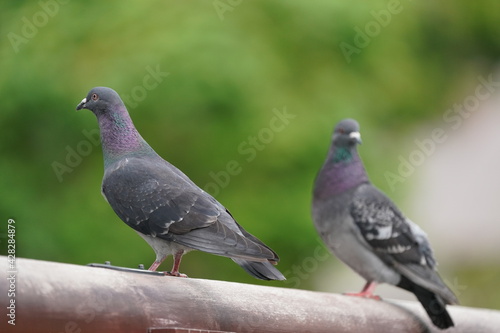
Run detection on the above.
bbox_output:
[1,256,499,332]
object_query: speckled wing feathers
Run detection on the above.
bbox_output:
[350,184,457,304]
[350,184,425,267]
[102,156,277,262]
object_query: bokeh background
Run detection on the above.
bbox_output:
[1,0,499,310]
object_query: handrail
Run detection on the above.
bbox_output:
[1,257,499,332]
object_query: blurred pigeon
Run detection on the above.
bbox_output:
[76,87,284,280]
[312,119,457,329]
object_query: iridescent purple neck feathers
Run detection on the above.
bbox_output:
[96,104,154,166]
[313,145,368,199]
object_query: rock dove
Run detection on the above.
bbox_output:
[76,87,285,280]
[312,119,458,329]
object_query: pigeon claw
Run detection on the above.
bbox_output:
[165,271,188,278]
[343,291,381,301]
[343,281,381,300]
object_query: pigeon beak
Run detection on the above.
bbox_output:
[349,131,362,144]
[76,98,87,111]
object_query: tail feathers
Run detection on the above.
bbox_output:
[232,258,286,281]
[398,276,454,329]
[414,286,454,329]
[169,222,278,262]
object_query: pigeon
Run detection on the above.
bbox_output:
[312,119,458,329]
[76,87,285,280]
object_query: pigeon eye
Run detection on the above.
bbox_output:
[91,93,99,101]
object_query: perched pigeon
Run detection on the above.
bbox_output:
[76,87,285,280]
[312,119,457,329]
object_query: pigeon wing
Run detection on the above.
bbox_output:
[102,157,276,261]
[350,184,425,266]
[350,183,458,304]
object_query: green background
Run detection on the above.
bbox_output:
[1,0,499,310]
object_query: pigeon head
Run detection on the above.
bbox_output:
[327,118,363,165]
[76,87,152,166]
[313,118,368,198]
[76,87,124,115]
[332,118,362,148]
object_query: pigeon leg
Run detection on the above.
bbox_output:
[343,281,381,300]
[166,250,188,278]
[148,257,166,272]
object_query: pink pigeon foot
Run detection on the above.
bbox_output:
[343,281,381,300]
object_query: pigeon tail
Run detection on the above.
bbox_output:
[169,221,280,263]
[232,258,286,281]
[395,262,459,306]
[398,275,454,329]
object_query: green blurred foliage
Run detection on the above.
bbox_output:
[1,0,499,310]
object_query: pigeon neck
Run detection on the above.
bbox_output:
[314,145,369,199]
[97,105,154,166]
